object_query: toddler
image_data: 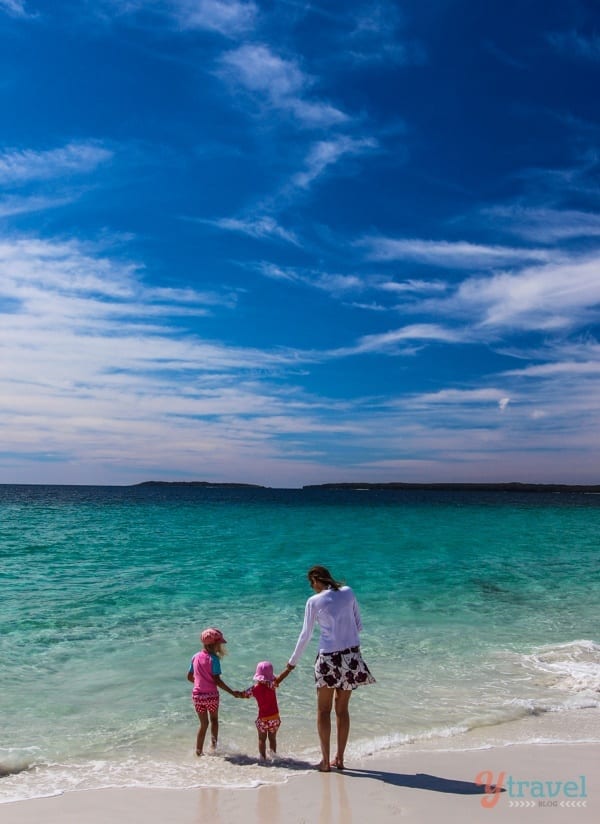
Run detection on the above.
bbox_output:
[238,661,290,760]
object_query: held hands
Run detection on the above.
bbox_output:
[274,663,295,687]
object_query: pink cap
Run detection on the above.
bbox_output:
[201,627,227,645]
[253,661,274,683]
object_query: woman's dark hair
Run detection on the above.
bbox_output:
[307,565,343,590]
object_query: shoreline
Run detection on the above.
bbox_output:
[0,708,600,824]
[2,739,598,823]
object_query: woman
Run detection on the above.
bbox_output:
[279,565,375,771]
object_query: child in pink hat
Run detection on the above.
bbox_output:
[187,627,239,756]
[238,661,291,760]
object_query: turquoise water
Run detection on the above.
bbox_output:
[1,485,599,801]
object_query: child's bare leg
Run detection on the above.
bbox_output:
[267,730,277,755]
[196,711,209,756]
[209,710,219,750]
[258,730,268,759]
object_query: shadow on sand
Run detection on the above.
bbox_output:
[223,754,314,771]
[342,767,505,796]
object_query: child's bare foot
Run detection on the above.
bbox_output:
[316,760,331,772]
[330,757,344,770]
[196,749,203,757]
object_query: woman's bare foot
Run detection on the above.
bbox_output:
[330,757,344,770]
[316,760,331,772]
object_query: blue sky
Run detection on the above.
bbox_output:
[1,0,599,486]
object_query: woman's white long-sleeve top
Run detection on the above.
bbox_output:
[288,586,363,666]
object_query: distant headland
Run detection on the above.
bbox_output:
[135,481,600,493]
[301,482,600,492]
[134,481,266,489]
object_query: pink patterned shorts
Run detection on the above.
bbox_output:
[193,692,219,715]
[255,715,281,734]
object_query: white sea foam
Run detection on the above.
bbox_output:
[0,751,312,804]
[513,639,600,705]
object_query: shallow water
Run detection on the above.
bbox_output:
[1,485,599,801]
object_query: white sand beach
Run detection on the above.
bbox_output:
[2,740,598,824]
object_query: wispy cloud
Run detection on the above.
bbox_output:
[257,263,365,295]
[447,253,600,331]
[169,0,258,35]
[331,324,464,356]
[0,142,113,185]
[501,337,600,379]
[505,360,600,378]
[516,151,600,200]
[219,43,348,127]
[292,136,378,188]
[257,263,448,302]
[101,0,257,36]
[547,30,600,61]
[0,0,30,18]
[361,235,550,268]
[0,233,391,484]
[379,279,448,294]
[1,233,598,485]
[0,193,76,217]
[345,1,426,66]
[201,215,300,245]
[481,205,600,243]
[408,387,511,409]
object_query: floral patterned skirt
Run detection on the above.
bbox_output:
[314,646,376,690]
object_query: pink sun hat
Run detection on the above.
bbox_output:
[201,627,227,645]
[253,661,274,682]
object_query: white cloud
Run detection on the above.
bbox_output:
[503,360,600,378]
[223,43,305,96]
[169,0,257,35]
[362,235,550,268]
[0,142,113,185]
[0,0,29,17]
[380,279,448,294]
[219,44,348,127]
[206,215,299,245]
[451,254,600,330]
[101,0,257,36]
[346,1,426,66]
[292,136,378,188]
[331,324,463,356]
[257,262,302,283]
[0,193,75,217]
[409,388,511,406]
[483,205,600,243]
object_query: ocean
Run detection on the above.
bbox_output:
[1,484,599,802]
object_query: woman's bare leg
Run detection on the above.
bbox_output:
[331,688,351,768]
[316,687,334,771]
